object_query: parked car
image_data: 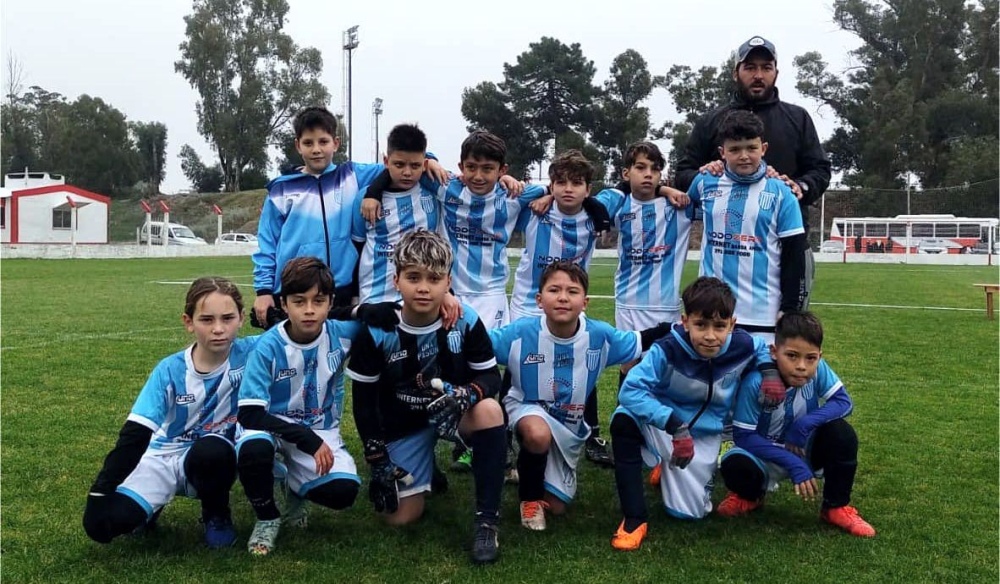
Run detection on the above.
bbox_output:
[968,241,1000,255]
[917,238,948,254]
[818,240,846,253]
[139,221,207,246]
[215,232,258,245]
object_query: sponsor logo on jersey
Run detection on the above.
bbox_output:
[327,349,343,373]
[275,368,297,382]
[703,189,725,199]
[621,212,637,222]
[586,348,602,371]
[418,342,438,361]
[228,367,244,388]
[447,330,462,354]
[446,195,464,206]
[175,394,197,405]
[523,353,545,365]
[388,350,408,364]
[724,210,744,231]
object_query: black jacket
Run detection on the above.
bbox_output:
[675,88,831,233]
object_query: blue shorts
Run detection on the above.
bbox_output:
[387,426,438,498]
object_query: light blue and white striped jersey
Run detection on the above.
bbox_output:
[490,315,641,437]
[253,162,384,294]
[239,320,360,430]
[689,165,804,327]
[352,184,441,303]
[437,181,545,297]
[128,336,259,454]
[599,189,693,312]
[733,360,847,444]
[510,205,600,316]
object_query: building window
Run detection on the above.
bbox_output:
[53,208,72,229]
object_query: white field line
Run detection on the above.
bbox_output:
[581,295,979,312]
[1,327,178,351]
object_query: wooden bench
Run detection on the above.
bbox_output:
[974,283,1000,320]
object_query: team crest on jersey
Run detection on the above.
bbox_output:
[758,191,776,211]
[724,210,744,231]
[447,330,462,354]
[585,218,595,232]
[523,353,545,365]
[275,368,297,382]
[799,383,815,401]
[585,349,602,372]
[421,195,437,215]
[493,194,506,212]
[228,367,244,388]
[388,350,408,364]
[327,349,343,373]
[175,394,196,405]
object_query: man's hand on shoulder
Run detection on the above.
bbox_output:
[698,160,724,176]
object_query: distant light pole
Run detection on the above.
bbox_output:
[342,25,359,159]
[372,98,384,161]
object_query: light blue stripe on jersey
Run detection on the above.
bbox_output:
[438,181,543,297]
[510,206,597,315]
[128,336,258,452]
[490,315,640,437]
[354,184,439,304]
[733,360,843,443]
[239,321,359,430]
[692,173,803,327]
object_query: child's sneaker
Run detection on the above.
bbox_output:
[451,448,473,472]
[519,500,548,531]
[610,519,647,551]
[248,518,282,556]
[821,505,876,538]
[203,514,236,549]
[470,522,500,564]
[585,436,614,467]
[716,492,762,517]
[648,464,662,487]
[283,491,309,528]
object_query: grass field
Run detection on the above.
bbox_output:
[2,257,998,583]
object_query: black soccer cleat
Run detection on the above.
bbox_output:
[471,522,500,565]
[585,436,615,468]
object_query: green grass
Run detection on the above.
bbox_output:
[2,259,998,583]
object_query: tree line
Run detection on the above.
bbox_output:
[2,0,996,217]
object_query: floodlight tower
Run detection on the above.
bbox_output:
[372,98,384,160]
[342,25,360,159]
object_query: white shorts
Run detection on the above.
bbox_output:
[237,427,359,496]
[615,307,681,333]
[116,434,234,518]
[505,400,586,503]
[617,409,722,519]
[458,293,510,330]
[508,303,542,323]
[749,331,775,345]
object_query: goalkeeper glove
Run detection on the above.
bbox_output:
[364,439,413,514]
[355,302,400,331]
[758,366,787,408]
[669,424,694,470]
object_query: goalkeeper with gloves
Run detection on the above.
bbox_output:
[346,229,506,565]
[608,277,779,551]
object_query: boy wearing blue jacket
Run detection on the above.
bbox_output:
[609,277,779,550]
[718,311,875,538]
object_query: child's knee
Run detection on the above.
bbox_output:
[236,439,274,472]
[610,412,641,440]
[516,418,552,453]
[382,495,424,526]
[544,494,567,516]
[306,479,359,510]
[469,398,504,427]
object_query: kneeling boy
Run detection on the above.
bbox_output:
[347,229,506,565]
[717,311,875,537]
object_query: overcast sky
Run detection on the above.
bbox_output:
[2,0,860,193]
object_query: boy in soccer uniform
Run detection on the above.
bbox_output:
[84,278,255,549]
[252,106,447,328]
[609,277,782,550]
[509,149,616,467]
[718,311,876,537]
[346,229,507,565]
[686,109,807,345]
[351,124,441,305]
[490,261,670,531]
[237,257,370,556]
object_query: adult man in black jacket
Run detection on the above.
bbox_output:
[675,36,831,307]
